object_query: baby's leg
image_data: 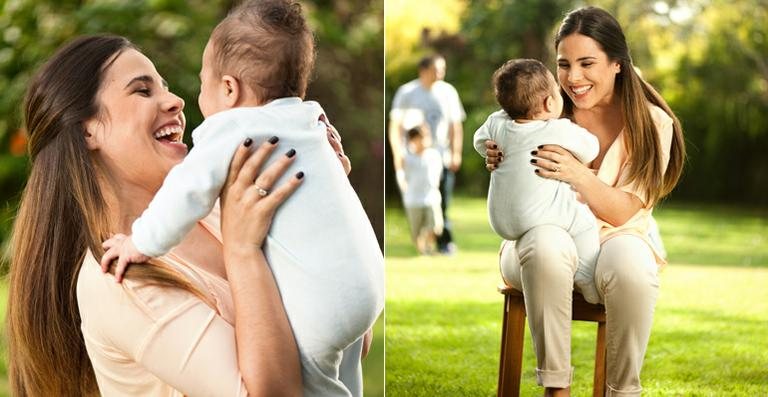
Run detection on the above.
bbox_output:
[572,225,601,304]
[338,336,364,397]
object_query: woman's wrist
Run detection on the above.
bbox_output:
[223,244,264,268]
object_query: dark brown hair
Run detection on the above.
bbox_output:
[556,6,685,205]
[493,58,554,119]
[210,0,315,102]
[8,35,208,396]
[418,54,444,70]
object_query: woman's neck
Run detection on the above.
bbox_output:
[573,99,623,141]
[99,173,157,233]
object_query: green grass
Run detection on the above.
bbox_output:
[0,283,384,397]
[385,196,768,396]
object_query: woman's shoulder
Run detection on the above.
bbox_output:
[647,104,673,130]
[77,251,200,325]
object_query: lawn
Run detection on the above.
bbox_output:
[385,196,768,396]
[0,282,384,397]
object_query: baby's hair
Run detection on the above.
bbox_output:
[406,126,426,141]
[209,0,315,102]
[418,54,444,70]
[493,58,553,119]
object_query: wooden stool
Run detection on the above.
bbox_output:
[497,285,607,397]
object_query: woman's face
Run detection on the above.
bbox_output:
[556,33,621,110]
[85,49,187,192]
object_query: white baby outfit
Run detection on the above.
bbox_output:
[474,110,601,303]
[132,97,384,396]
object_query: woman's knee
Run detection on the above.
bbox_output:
[596,236,659,299]
[517,225,578,276]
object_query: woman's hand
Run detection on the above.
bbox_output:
[531,144,593,188]
[220,137,304,257]
[219,137,304,396]
[321,114,352,175]
[484,140,503,171]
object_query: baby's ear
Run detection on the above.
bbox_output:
[221,75,241,108]
[543,94,555,113]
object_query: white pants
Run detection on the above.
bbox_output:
[499,225,659,396]
[302,335,364,396]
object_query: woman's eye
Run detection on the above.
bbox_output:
[581,63,594,68]
[558,64,569,69]
[135,88,151,96]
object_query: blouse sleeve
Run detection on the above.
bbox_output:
[78,255,248,397]
[617,105,674,207]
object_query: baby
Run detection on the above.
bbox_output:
[101,1,384,395]
[473,58,601,304]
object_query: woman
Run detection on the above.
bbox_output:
[7,35,354,396]
[485,7,685,396]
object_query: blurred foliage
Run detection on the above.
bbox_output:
[0,0,384,264]
[385,0,768,206]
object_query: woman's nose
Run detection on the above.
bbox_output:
[163,92,185,113]
[569,68,583,83]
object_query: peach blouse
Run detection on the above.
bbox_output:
[593,104,674,265]
[77,207,249,396]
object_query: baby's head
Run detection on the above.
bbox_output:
[493,59,563,121]
[198,0,315,117]
[406,125,431,154]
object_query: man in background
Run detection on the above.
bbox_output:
[389,54,465,255]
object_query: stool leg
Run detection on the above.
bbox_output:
[593,321,607,397]
[498,294,525,397]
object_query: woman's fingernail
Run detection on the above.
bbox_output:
[286,148,296,158]
[244,138,253,147]
[338,152,343,157]
[531,150,538,155]
[535,169,540,173]
[492,144,498,149]
[296,171,305,179]
[530,159,537,164]
[268,136,279,144]
[537,145,543,149]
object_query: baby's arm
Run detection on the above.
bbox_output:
[100,234,149,282]
[550,119,600,163]
[473,115,496,157]
[130,116,247,258]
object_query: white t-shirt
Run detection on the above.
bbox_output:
[402,147,443,208]
[473,110,600,240]
[390,79,466,166]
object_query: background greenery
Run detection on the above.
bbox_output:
[385,0,768,204]
[0,0,383,395]
[386,197,768,395]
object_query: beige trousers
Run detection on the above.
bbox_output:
[499,225,659,396]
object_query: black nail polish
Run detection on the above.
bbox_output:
[268,136,279,144]
[492,144,498,149]
[531,150,538,155]
[296,171,305,179]
[244,138,253,147]
[537,145,543,149]
[286,148,296,158]
[535,169,540,173]
[530,159,537,164]
[498,151,504,156]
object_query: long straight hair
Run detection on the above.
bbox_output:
[556,7,685,205]
[8,35,208,396]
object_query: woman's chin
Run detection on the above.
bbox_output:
[156,139,189,158]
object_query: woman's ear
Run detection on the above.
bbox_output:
[82,118,103,150]
[221,75,241,108]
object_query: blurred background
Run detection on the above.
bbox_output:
[385,0,768,395]
[385,0,768,204]
[0,0,383,395]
